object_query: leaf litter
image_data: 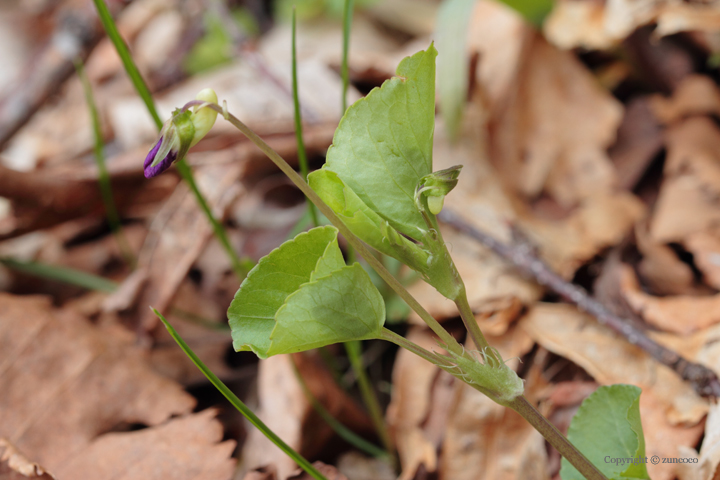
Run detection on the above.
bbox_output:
[5,0,720,479]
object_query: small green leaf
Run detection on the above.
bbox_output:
[560,385,650,480]
[322,44,437,240]
[229,225,385,358]
[308,169,429,269]
[229,226,343,357]
[268,263,385,355]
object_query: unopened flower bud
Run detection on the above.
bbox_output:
[143,88,219,178]
[416,165,463,215]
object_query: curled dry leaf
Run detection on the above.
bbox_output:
[635,221,695,296]
[0,439,54,480]
[519,303,709,480]
[677,402,720,480]
[651,117,720,244]
[545,0,720,50]
[386,328,446,480]
[241,353,371,480]
[650,75,720,125]
[619,264,720,335]
[684,229,720,290]
[0,293,235,480]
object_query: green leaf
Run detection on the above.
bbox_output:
[228,225,385,358]
[268,263,385,355]
[229,226,344,357]
[560,385,650,480]
[322,45,437,240]
[308,169,429,268]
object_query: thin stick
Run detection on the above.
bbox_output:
[438,207,720,398]
[207,103,462,355]
[153,309,329,480]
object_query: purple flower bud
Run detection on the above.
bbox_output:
[143,136,178,178]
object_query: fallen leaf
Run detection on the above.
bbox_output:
[56,410,235,480]
[650,117,720,243]
[241,352,371,480]
[620,264,720,334]
[677,402,720,480]
[0,293,235,479]
[0,439,54,480]
[544,0,720,50]
[635,220,695,296]
[684,229,720,291]
[650,74,720,125]
[287,461,348,480]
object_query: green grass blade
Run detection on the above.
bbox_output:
[292,8,319,227]
[290,355,388,459]
[341,0,354,114]
[75,59,136,267]
[92,0,249,280]
[91,0,162,129]
[153,308,329,480]
[0,258,118,293]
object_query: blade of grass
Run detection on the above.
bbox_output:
[75,59,136,267]
[291,8,318,227]
[341,0,354,114]
[92,0,249,280]
[337,0,392,455]
[290,355,389,459]
[153,308,329,480]
[0,258,118,293]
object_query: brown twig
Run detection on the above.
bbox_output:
[438,208,720,399]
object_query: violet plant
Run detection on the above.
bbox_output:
[143,44,653,479]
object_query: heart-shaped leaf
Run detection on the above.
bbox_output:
[228,226,385,358]
[560,384,650,480]
[322,44,437,240]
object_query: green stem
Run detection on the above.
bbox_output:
[380,328,446,365]
[75,59,135,267]
[291,8,319,226]
[92,0,162,130]
[290,354,388,459]
[175,159,248,279]
[153,308,329,480]
[507,396,608,480]
[341,0,354,114]
[209,104,462,356]
[0,257,119,293]
[344,341,393,455]
[93,0,247,280]
[454,289,492,354]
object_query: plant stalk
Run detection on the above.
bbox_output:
[344,341,394,455]
[341,0,354,114]
[507,396,608,480]
[154,309,329,480]
[208,104,462,355]
[93,0,248,280]
[454,290,494,355]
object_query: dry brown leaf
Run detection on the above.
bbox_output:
[487,33,622,207]
[336,452,396,480]
[635,221,695,296]
[619,264,720,334]
[0,293,236,479]
[650,75,720,125]
[685,229,720,290]
[287,462,348,480]
[0,439,54,480]
[439,324,541,480]
[137,161,244,330]
[545,0,720,50]
[677,403,720,480]
[519,303,711,480]
[650,117,720,243]
[241,353,370,480]
[518,303,708,424]
[55,410,235,480]
[386,328,445,480]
